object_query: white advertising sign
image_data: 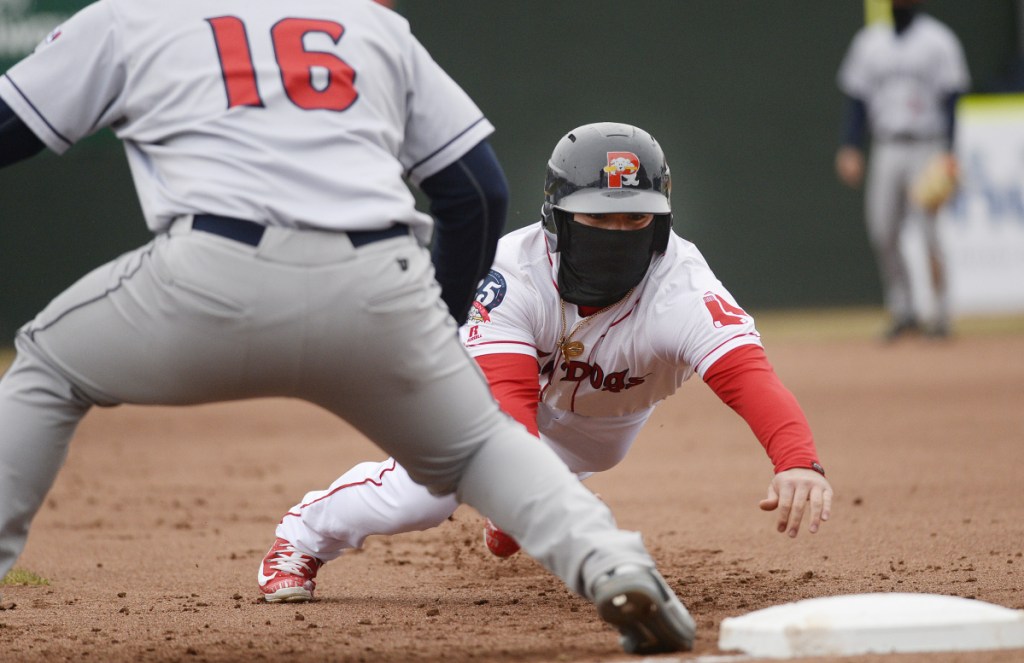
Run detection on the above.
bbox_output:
[905,94,1024,317]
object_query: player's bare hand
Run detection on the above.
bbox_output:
[759,468,833,538]
[835,146,865,188]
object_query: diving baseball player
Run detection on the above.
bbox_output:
[258,123,834,612]
[0,2,695,654]
[835,0,970,339]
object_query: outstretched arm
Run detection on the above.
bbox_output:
[703,344,833,537]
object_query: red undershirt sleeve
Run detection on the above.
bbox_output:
[702,344,821,474]
[474,353,541,437]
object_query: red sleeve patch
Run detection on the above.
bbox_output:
[702,291,749,328]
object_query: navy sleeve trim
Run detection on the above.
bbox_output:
[3,74,73,147]
[943,92,960,149]
[839,95,867,149]
[406,116,488,177]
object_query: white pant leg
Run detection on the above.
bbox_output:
[274,403,649,566]
[276,458,457,561]
[273,441,598,565]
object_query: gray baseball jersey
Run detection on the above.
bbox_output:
[0,0,490,239]
[838,14,969,140]
[0,0,657,601]
[837,13,970,330]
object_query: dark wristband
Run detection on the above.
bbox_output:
[810,462,826,477]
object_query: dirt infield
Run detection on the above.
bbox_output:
[1,310,1022,662]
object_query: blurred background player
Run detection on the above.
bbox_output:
[257,122,833,621]
[0,1,694,654]
[835,0,970,340]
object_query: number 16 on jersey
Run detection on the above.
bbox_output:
[207,16,358,111]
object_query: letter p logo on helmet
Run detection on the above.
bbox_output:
[603,152,640,188]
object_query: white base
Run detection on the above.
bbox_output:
[718,593,1024,659]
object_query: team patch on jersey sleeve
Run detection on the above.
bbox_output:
[468,269,507,323]
[702,291,749,328]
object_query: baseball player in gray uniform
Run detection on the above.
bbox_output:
[256,124,833,633]
[0,0,694,654]
[835,0,970,339]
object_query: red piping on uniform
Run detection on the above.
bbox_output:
[694,332,761,374]
[280,458,398,521]
[465,340,540,352]
[609,298,639,327]
[568,368,582,412]
[543,231,560,293]
[567,297,640,412]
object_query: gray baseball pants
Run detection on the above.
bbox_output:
[865,138,950,327]
[0,217,650,597]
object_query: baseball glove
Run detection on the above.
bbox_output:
[910,154,959,213]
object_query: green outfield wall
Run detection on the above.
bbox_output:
[0,1,1018,341]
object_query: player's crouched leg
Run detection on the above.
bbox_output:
[449,421,695,653]
[0,335,95,578]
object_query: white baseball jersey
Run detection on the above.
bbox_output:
[460,224,762,463]
[837,14,970,140]
[275,224,765,556]
[0,0,492,237]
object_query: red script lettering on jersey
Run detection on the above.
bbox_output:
[559,360,647,393]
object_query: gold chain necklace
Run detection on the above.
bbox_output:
[557,288,635,362]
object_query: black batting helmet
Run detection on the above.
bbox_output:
[541,122,672,253]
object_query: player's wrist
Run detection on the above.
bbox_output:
[775,461,826,477]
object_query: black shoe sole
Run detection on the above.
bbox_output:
[594,571,696,654]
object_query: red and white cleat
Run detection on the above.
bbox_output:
[258,537,324,603]
[482,518,521,558]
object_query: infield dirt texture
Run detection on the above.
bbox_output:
[1,309,1022,662]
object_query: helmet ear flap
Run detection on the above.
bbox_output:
[653,214,672,253]
[541,205,572,253]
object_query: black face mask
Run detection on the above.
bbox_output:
[557,219,656,308]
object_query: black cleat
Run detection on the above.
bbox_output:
[592,564,696,655]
